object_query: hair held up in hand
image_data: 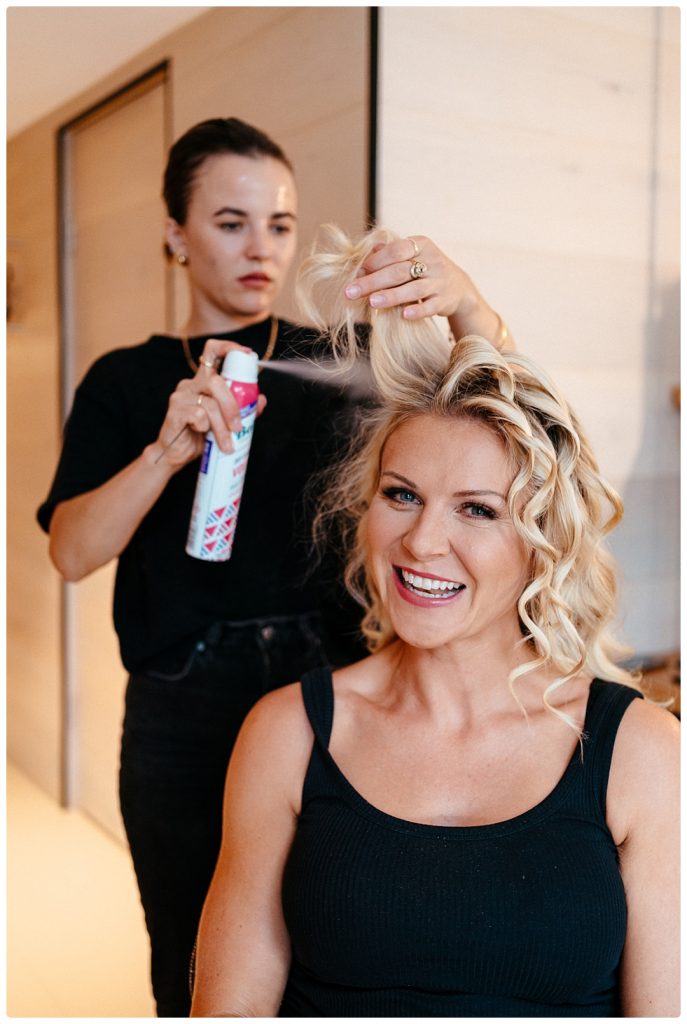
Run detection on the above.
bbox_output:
[298,224,638,724]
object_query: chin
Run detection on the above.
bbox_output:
[391,619,457,651]
[224,291,273,317]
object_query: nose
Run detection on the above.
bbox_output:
[402,506,451,562]
[245,223,272,262]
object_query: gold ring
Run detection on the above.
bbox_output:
[409,260,427,280]
[200,357,216,369]
[408,237,420,258]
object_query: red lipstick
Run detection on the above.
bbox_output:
[239,273,271,289]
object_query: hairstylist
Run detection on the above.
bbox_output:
[37,118,513,1017]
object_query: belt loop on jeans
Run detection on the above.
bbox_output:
[205,610,321,646]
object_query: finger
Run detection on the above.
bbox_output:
[196,339,253,378]
[368,279,433,310]
[363,236,426,274]
[192,393,236,453]
[156,425,204,467]
[159,391,206,456]
[402,294,442,320]
[344,249,401,295]
[206,375,242,432]
[256,394,268,418]
[346,260,419,300]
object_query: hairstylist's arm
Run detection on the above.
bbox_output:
[608,701,680,1016]
[190,685,311,1017]
[345,235,514,352]
[49,339,266,581]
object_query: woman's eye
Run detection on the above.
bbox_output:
[382,486,420,506]
[271,223,292,235]
[219,222,243,232]
[461,502,496,520]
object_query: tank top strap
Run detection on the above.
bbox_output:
[581,679,643,818]
[300,667,335,749]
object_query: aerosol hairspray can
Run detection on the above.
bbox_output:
[186,349,259,561]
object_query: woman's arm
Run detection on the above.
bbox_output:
[344,235,514,351]
[190,684,313,1018]
[607,699,680,1016]
[49,338,265,580]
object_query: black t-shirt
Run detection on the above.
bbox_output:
[37,319,364,671]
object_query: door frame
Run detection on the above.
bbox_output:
[55,62,170,806]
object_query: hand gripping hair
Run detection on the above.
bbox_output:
[298,225,639,730]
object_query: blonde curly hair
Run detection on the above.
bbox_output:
[298,224,639,728]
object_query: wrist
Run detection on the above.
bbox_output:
[142,440,178,478]
[448,279,514,352]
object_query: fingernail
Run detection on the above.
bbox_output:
[403,307,415,319]
[370,294,385,308]
[345,284,361,299]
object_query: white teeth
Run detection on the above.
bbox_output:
[400,569,463,596]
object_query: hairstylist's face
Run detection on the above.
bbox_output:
[166,153,298,326]
[366,414,530,654]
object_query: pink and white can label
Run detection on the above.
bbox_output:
[186,350,259,562]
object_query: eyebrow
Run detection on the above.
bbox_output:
[212,206,297,220]
[381,471,507,502]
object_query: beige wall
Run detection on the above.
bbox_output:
[7,6,369,802]
[7,126,63,800]
[377,6,680,659]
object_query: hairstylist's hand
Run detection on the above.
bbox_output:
[343,235,474,319]
[155,339,268,469]
[343,235,513,350]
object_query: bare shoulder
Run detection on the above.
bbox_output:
[227,682,314,817]
[614,693,679,764]
[239,682,313,751]
[607,692,679,843]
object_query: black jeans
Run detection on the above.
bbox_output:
[119,612,328,1018]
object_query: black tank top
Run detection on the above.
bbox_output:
[280,668,642,1017]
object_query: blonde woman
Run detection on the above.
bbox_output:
[190,227,679,1018]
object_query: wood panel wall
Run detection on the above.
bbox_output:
[377,6,679,660]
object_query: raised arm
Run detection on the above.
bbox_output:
[344,235,514,351]
[190,683,313,1018]
[48,339,265,581]
[607,699,680,1016]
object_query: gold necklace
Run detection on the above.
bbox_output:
[181,316,279,374]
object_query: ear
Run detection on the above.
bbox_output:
[164,218,186,260]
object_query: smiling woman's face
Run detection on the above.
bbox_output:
[366,414,530,652]
[165,152,298,328]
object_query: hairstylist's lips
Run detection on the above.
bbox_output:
[239,272,272,289]
[392,565,466,608]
